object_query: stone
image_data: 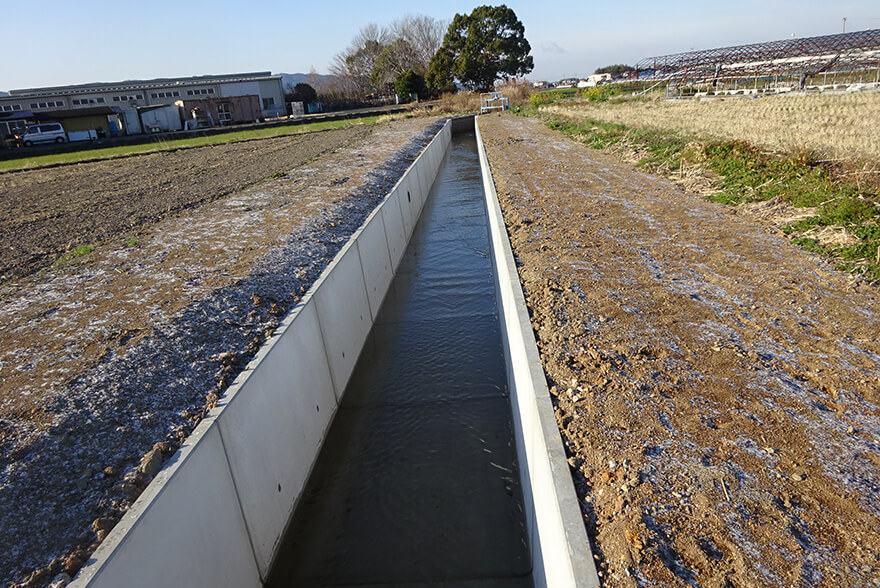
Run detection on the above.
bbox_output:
[138,448,164,478]
[92,517,116,534]
[48,573,71,588]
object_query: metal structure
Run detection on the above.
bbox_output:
[480,92,509,114]
[635,29,880,90]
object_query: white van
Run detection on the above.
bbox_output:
[19,123,67,146]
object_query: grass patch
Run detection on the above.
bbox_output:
[537,110,880,282]
[125,236,139,248]
[0,116,382,172]
[52,244,95,269]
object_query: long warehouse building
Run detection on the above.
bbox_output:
[0,71,285,138]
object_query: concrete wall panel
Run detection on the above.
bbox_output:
[313,241,373,398]
[394,185,414,239]
[396,174,419,238]
[355,210,394,320]
[382,190,408,272]
[71,424,260,588]
[217,299,337,578]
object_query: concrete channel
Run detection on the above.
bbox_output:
[70,117,598,588]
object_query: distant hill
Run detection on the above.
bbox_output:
[280,73,336,91]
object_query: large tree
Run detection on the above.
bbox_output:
[329,16,445,99]
[329,23,390,97]
[389,14,446,72]
[427,5,533,92]
[371,38,419,95]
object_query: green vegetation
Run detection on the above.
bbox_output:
[529,82,650,108]
[540,112,880,281]
[394,69,427,103]
[427,5,533,92]
[287,82,318,106]
[125,236,139,248]
[0,116,382,172]
[52,244,95,269]
[594,64,635,76]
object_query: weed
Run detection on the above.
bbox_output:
[125,236,139,248]
[52,244,95,269]
[537,108,880,282]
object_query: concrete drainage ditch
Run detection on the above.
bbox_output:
[70,116,598,588]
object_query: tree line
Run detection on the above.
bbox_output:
[288,5,533,109]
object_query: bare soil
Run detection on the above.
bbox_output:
[0,117,443,587]
[0,126,373,285]
[479,114,880,587]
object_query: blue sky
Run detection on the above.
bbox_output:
[2,0,878,91]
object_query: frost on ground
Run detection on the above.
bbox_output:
[480,114,880,587]
[0,117,444,586]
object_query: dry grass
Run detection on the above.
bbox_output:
[411,79,533,117]
[545,91,880,163]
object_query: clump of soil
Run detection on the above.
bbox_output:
[480,114,880,586]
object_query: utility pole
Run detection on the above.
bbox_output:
[843,17,847,33]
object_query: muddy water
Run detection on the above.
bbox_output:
[267,132,533,587]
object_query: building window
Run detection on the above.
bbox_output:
[262,97,275,108]
[113,97,120,102]
[97,97,105,103]
[13,104,21,111]
[186,88,214,96]
[173,91,179,97]
[136,94,143,99]
[30,103,38,108]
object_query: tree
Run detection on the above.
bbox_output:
[395,69,427,102]
[594,64,635,77]
[371,39,419,95]
[290,83,317,105]
[427,5,533,92]
[329,24,390,97]
[389,14,446,73]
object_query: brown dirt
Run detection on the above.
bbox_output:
[0,126,373,284]
[480,113,880,587]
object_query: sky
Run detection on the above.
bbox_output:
[2,0,879,91]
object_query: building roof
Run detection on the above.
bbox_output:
[34,106,121,120]
[0,110,34,121]
[8,72,280,98]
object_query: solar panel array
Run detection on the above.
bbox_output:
[635,29,880,85]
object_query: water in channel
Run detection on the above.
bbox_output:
[267,130,533,588]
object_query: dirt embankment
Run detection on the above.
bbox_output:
[0,126,373,285]
[480,114,880,587]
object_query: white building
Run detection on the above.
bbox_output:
[0,72,285,136]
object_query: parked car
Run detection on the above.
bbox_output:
[18,123,66,146]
